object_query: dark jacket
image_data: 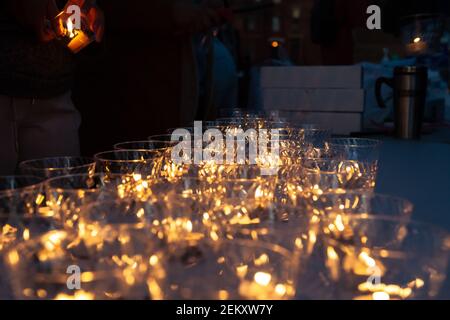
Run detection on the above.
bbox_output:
[73,0,199,155]
[0,1,74,99]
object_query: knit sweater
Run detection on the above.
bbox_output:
[0,2,74,99]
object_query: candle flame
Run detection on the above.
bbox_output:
[66,19,76,38]
[54,290,95,300]
[373,291,390,300]
[254,272,272,286]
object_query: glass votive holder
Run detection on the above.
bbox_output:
[148,133,197,143]
[301,158,378,191]
[114,141,176,152]
[19,157,95,179]
[0,176,45,215]
[166,127,197,135]
[150,174,202,192]
[215,117,270,130]
[4,227,166,300]
[0,176,43,194]
[94,150,161,177]
[0,191,62,253]
[44,174,122,229]
[208,177,276,205]
[210,201,316,248]
[79,199,156,229]
[108,174,160,202]
[220,205,319,292]
[274,165,305,206]
[160,238,297,300]
[214,164,279,180]
[204,198,270,230]
[300,146,338,160]
[270,125,331,147]
[0,197,60,300]
[195,135,282,171]
[301,128,332,148]
[0,183,46,217]
[326,138,381,169]
[148,193,210,244]
[221,203,314,238]
[302,192,414,220]
[306,215,450,300]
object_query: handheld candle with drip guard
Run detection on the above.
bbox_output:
[54,2,95,53]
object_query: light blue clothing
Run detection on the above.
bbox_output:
[194,35,238,110]
[211,38,238,109]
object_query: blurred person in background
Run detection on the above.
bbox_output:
[74,0,229,155]
[194,0,238,120]
[0,0,103,175]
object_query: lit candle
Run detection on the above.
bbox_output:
[406,37,427,55]
[54,290,95,300]
[65,19,93,54]
[67,30,91,53]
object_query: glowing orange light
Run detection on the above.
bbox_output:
[271,41,279,48]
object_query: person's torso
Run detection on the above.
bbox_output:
[0,3,74,98]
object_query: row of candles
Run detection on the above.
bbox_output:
[0,111,449,300]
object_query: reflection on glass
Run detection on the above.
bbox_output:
[19,157,95,179]
[161,239,297,300]
[304,216,450,300]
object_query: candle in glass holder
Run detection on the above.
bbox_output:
[65,19,94,53]
[55,11,95,54]
[406,37,428,55]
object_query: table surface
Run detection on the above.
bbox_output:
[374,128,450,298]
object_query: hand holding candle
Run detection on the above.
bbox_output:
[55,0,104,53]
[70,0,105,42]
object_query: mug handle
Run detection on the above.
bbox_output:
[375,77,394,109]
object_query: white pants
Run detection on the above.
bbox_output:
[0,92,81,175]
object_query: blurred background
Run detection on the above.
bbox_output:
[219,0,450,107]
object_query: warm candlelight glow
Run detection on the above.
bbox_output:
[54,290,95,300]
[2,109,444,301]
[67,29,91,54]
[56,8,95,54]
[66,18,76,38]
[254,272,272,286]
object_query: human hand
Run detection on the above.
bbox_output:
[68,0,105,42]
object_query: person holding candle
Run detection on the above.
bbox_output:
[0,0,104,175]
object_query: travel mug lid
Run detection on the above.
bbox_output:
[394,66,428,75]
